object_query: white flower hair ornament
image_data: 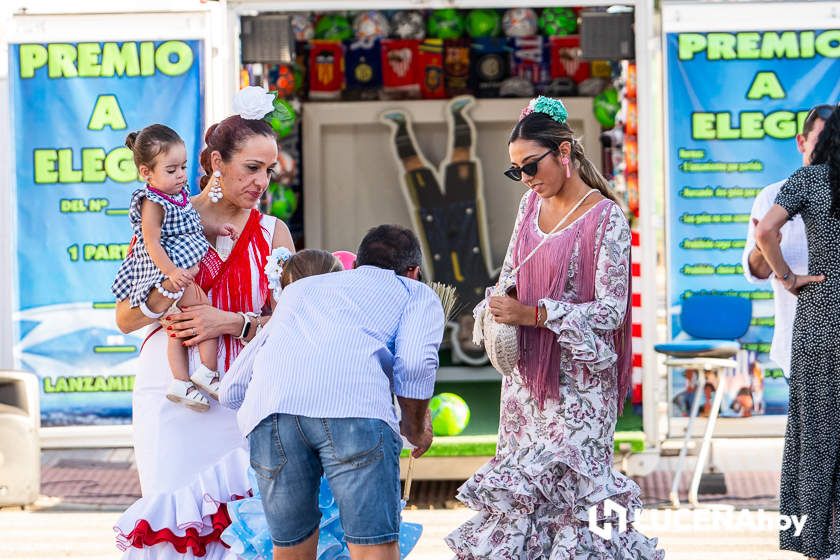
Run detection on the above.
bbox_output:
[233,86,276,120]
[265,247,292,300]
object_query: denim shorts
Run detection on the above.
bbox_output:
[248,413,403,547]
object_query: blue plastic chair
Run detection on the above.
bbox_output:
[655,295,752,507]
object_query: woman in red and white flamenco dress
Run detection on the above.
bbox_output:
[113,92,295,559]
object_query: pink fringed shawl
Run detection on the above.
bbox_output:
[513,195,632,413]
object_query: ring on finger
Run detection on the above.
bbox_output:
[192,328,196,337]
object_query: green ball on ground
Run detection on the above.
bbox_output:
[429,392,471,437]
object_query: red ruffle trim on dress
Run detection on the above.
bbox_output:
[121,496,245,557]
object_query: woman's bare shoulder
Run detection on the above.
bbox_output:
[271,217,295,252]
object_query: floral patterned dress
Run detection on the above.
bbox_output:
[446,191,663,559]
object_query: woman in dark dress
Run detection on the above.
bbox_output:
[755,105,840,559]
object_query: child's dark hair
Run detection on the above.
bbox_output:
[125,124,184,169]
[280,249,343,288]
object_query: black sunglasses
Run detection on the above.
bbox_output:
[504,149,557,182]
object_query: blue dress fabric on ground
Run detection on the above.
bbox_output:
[221,469,422,559]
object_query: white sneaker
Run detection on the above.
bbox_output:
[166,380,210,412]
[191,364,221,401]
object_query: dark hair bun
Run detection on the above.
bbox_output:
[125,131,139,151]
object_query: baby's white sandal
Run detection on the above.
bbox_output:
[166,379,210,412]
[190,364,221,401]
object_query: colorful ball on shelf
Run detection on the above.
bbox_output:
[593,87,620,128]
[265,98,297,138]
[465,9,501,38]
[428,9,465,40]
[274,65,296,98]
[429,393,471,437]
[501,8,537,37]
[268,184,299,221]
[314,14,353,40]
[391,10,426,40]
[539,7,578,36]
[291,14,314,41]
[353,10,390,40]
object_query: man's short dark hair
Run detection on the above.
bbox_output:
[356,224,423,275]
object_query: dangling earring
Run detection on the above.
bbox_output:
[209,170,223,203]
[561,155,571,179]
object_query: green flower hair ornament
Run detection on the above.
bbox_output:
[519,95,568,124]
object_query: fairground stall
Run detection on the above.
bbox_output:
[0,0,661,479]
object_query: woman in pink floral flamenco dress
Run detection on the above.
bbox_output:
[446,97,664,559]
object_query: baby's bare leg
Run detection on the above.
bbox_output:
[179,282,218,371]
[167,336,191,381]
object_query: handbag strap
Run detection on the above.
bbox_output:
[507,189,596,281]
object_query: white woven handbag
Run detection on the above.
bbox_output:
[476,285,520,376]
[476,190,596,376]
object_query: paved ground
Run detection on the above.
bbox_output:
[38,447,784,511]
[0,445,799,559]
[0,507,801,559]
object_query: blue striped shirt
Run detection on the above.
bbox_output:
[219,266,445,437]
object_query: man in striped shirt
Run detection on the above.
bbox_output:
[220,224,445,560]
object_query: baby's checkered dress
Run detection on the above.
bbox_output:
[111,187,209,307]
